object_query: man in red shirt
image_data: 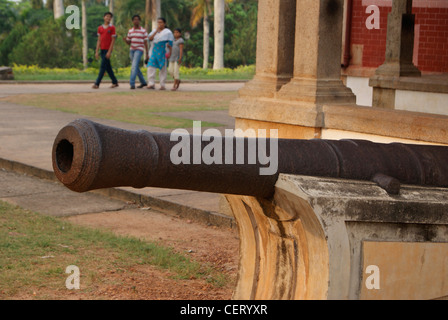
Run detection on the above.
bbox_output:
[92,12,118,89]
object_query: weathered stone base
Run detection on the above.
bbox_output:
[226,174,448,300]
[374,62,422,78]
[277,78,357,105]
[239,75,293,99]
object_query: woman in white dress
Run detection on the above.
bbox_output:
[147,18,174,90]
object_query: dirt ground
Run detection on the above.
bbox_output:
[63,208,240,300]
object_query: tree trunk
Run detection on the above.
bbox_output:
[46,0,53,10]
[145,0,151,31]
[152,0,161,31]
[213,0,225,69]
[109,0,114,25]
[53,0,64,19]
[82,0,88,69]
[203,7,210,69]
[31,0,43,10]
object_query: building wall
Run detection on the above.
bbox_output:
[350,0,448,73]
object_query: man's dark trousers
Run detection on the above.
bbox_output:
[95,49,118,86]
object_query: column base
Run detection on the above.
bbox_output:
[374,62,422,78]
[238,74,293,99]
[276,77,357,105]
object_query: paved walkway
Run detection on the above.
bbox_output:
[0,83,242,227]
[0,82,245,98]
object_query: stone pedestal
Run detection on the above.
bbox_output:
[238,0,296,99]
[226,174,448,300]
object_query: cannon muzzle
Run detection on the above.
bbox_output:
[52,119,448,197]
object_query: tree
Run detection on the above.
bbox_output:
[0,0,18,39]
[31,0,43,9]
[0,23,28,66]
[145,0,161,31]
[82,0,88,69]
[53,0,64,19]
[224,0,257,67]
[213,0,225,69]
[109,0,114,24]
[10,18,82,68]
[191,0,212,69]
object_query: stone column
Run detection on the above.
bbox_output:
[374,0,421,78]
[277,0,356,105]
[370,0,421,109]
[238,0,297,98]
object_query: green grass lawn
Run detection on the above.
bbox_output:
[14,72,253,82]
[10,65,255,82]
[2,91,237,129]
[0,201,227,299]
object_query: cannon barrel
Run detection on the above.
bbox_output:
[52,119,448,197]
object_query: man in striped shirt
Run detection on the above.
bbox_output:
[124,15,149,89]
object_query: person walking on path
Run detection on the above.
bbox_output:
[124,15,149,90]
[147,18,174,91]
[168,28,184,91]
[92,12,119,89]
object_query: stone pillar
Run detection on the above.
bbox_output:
[375,0,421,78]
[238,0,297,98]
[277,0,356,105]
[370,0,421,109]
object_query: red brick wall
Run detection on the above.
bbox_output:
[350,0,448,73]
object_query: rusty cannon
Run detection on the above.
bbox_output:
[52,119,448,300]
[52,119,448,196]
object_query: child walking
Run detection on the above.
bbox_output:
[92,12,119,89]
[168,28,184,91]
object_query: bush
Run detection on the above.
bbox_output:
[0,23,28,66]
[21,8,53,28]
[9,17,82,68]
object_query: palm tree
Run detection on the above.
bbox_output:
[191,0,212,69]
[82,0,88,69]
[145,0,161,31]
[109,0,114,24]
[53,0,64,19]
[213,0,226,70]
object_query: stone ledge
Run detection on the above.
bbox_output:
[322,104,448,144]
[369,74,448,94]
[276,174,448,225]
[230,96,448,144]
[342,66,377,78]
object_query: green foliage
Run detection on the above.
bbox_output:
[9,17,82,68]
[20,8,53,28]
[0,0,18,37]
[86,4,108,50]
[224,0,258,68]
[1,0,258,69]
[0,23,28,66]
[30,0,43,9]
